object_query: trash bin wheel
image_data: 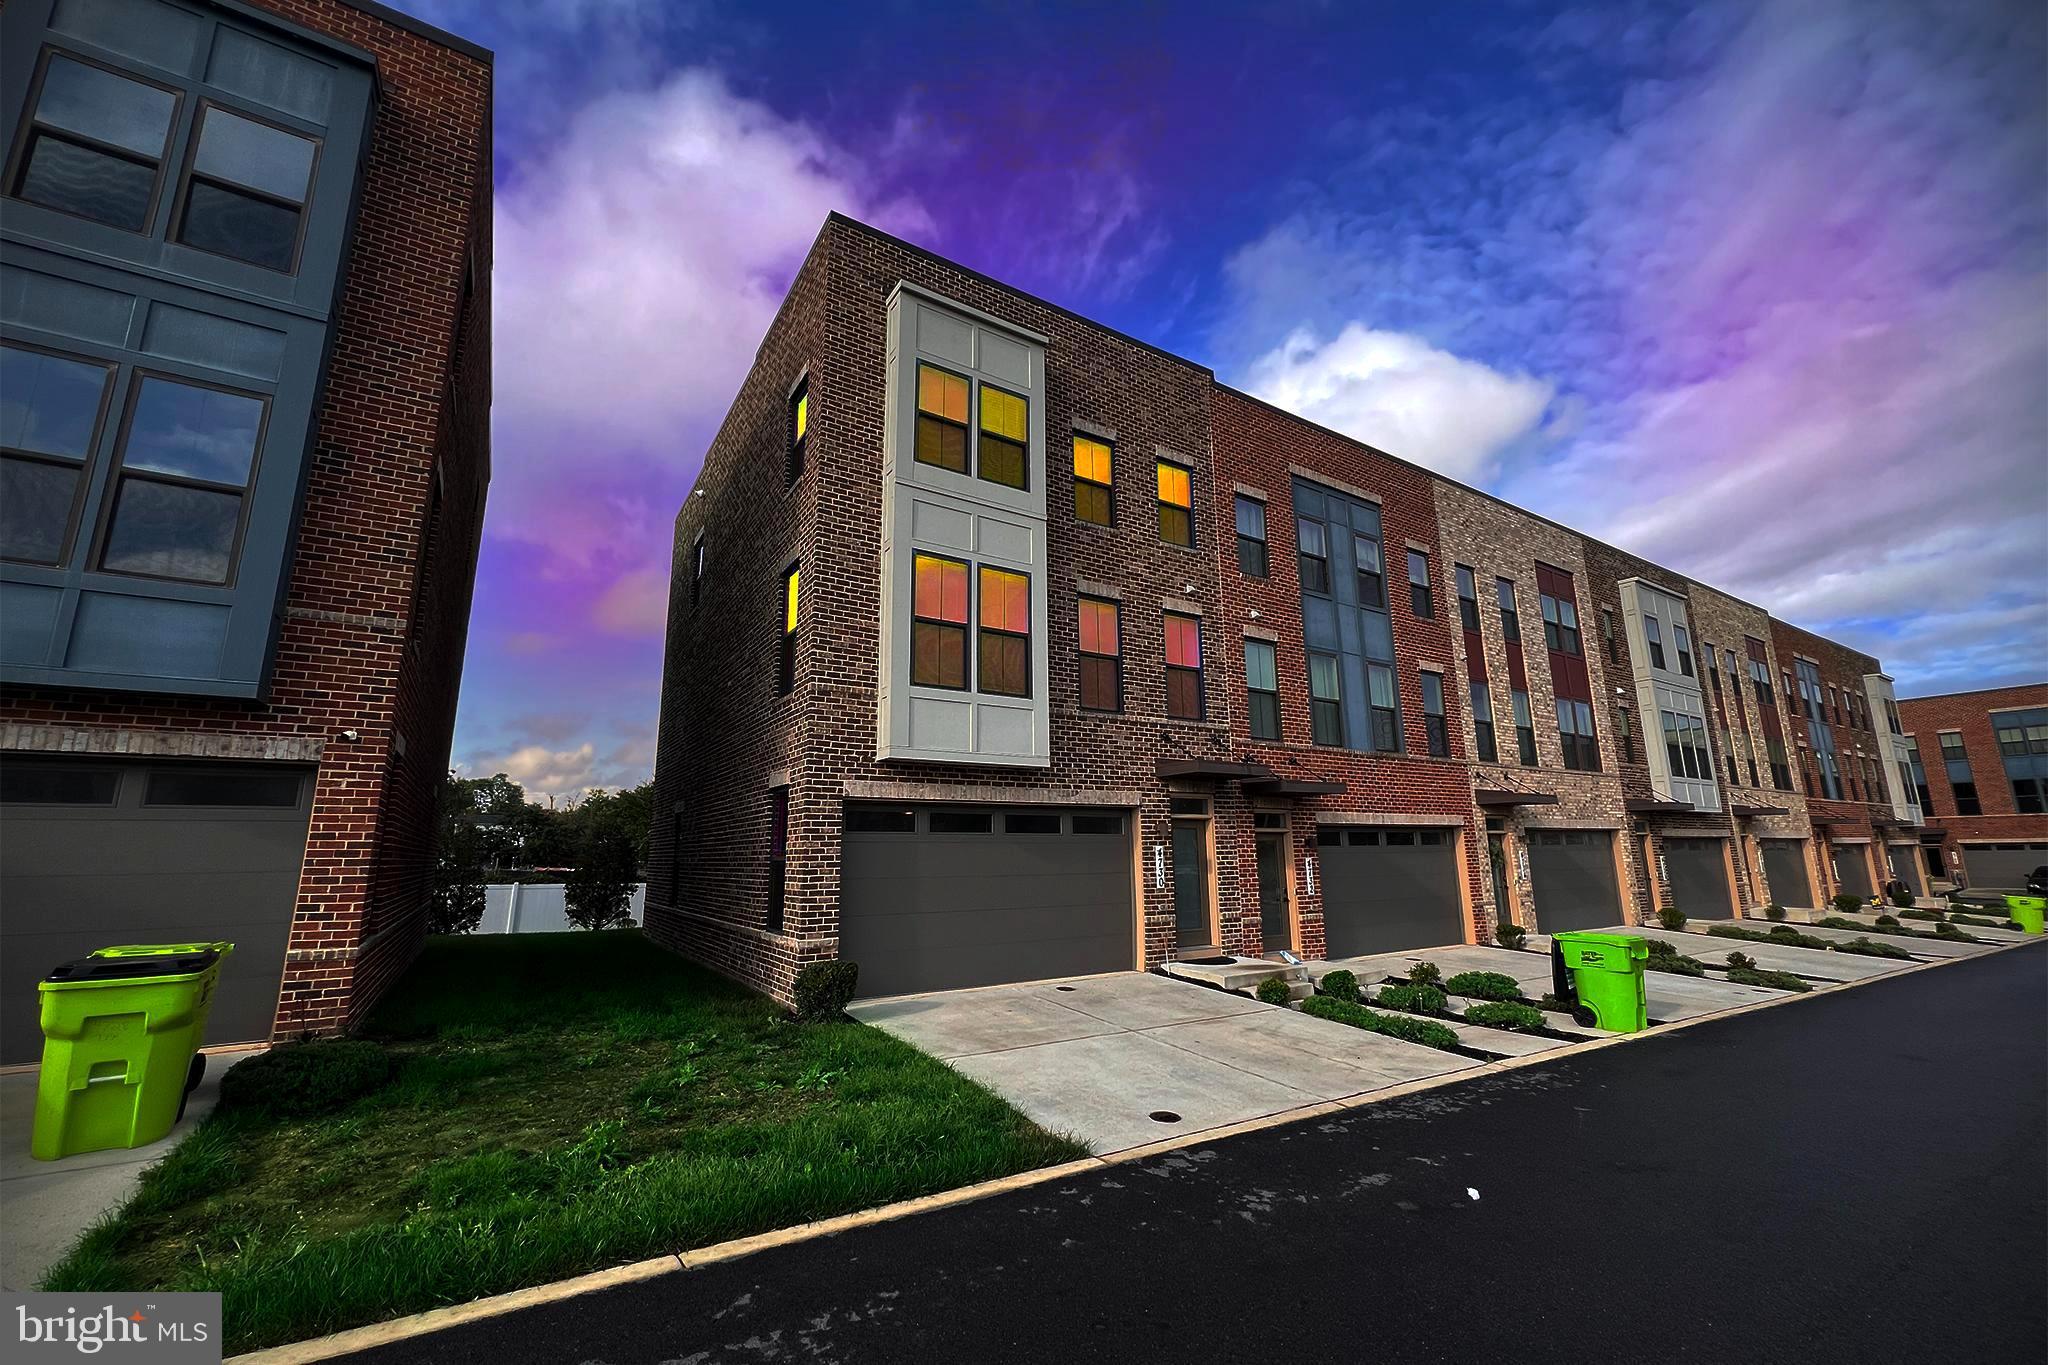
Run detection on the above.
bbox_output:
[176,1053,206,1121]
[1572,1004,1597,1028]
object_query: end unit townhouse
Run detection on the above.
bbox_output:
[1896,683,2048,890]
[0,0,492,1061]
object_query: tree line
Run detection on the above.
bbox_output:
[430,772,653,934]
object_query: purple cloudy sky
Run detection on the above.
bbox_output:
[397,0,2047,800]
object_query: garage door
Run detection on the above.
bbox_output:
[1661,836,1731,920]
[1961,842,2048,890]
[838,804,1133,998]
[1316,827,1464,958]
[1,758,314,1064]
[1886,843,1918,888]
[1833,845,1874,899]
[1760,839,1814,908]
[1528,830,1620,931]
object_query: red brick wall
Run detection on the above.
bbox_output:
[1896,683,2048,881]
[1769,619,1891,900]
[0,0,492,1038]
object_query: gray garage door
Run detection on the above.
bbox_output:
[1316,827,1464,958]
[1662,836,1731,920]
[1,758,314,1064]
[1528,829,1620,931]
[1961,842,2048,890]
[1833,845,1874,899]
[1886,843,1917,888]
[1760,838,1814,908]
[838,804,1133,998]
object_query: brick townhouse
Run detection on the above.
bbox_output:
[649,214,1927,1005]
[1896,683,2048,890]
[0,0,491,1062]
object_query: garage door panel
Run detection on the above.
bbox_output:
[1319,832,1464,959]
[1834,849,1873,899]
[1662,837,1731,920]
[0,819,305,877]
[1760,839,1814,908]
[1528,831,1620,932]
[1962,844,2048,889]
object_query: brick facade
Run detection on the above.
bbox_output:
[1768,619,1898,904]
[1896,683,2048,887]
[0,0,492,1038]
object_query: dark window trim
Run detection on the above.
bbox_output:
[1244,636,1280,741]
[0,339,118,569]
[1297,516,1331,595]
[776,560,799,695]
[4,46,183,237]
[168,100,324,277]
[1073,431,1114,526]
[785,373,808,488]
[910,550,972,692]
[1164,609,1204,720]
[976,563,1032,698]
[1235,493,1269,577]
[975,379,1030,491]
[1077,594,1122,713]
[1308,649,1344,746]
[1156,457,1195,548]
[1407,548,1433,619]
[766,785,789,934]
[1420,668,1448,757]
[912,359,973,475]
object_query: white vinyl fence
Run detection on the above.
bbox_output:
[480,883,646,934]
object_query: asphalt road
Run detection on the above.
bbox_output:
[351,944,2047,1365]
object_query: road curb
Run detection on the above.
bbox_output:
[229,935,2041,1363]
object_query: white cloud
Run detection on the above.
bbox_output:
[1241,324,1555,482]
[461,743,598,799]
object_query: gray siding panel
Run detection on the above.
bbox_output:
[1529,829,1621,931]
[1317,829,1462,957]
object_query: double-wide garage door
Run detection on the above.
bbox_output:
[1316,827,1464,958]
[1528,830,1620,932]
[1760,839,1814,908]
[838,804,1133,998]
[1661,836,1732,919]
[1,758,314,1064]
[1961,842,2048,890]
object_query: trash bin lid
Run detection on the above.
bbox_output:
[43,951,220,985]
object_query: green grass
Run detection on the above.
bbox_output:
[40,931,1085,1353]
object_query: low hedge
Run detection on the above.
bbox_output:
[1898,908,1945,922]
[1374,982,1448,1015]
[1707,924,1831,950]
[1723,953,1811,992]
[1643,939,1705,976]
[1300,994,1460,1051]
[1833,936,1914,960]
[1443,970,1521,1002]
[792,960,859,1020]
[1317,969,1361,1004]
[1464,1001,1547,1032]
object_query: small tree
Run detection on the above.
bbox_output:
[429,812,487,934]
[565,823,638,930]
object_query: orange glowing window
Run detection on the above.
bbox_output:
[1078,596,1120,711]
[1074,434,1113,525]
[1165,611,1202,719]
[978,566,1030,697]
[1157,460,1193,546]
[912,553,969,689]
[915,364,970,473]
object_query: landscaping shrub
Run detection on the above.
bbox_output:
[1931,921,1978,942]
[1831,893,1865,915]
[1724,963,1812,993]
[1536,993,1572,1014]
[1643,938,1705,976]
[791,960,859,1020]
[1443,970,1521,1002]
[1299,994,1460,1051]
[218,1041,390,1118]
[1464,1001,1546,1032]
[1899,908,1944,922]
[1765,902,1787,922]
[1709,923,1832,950]
[1833,936,1913,960]
[1726,952,1757,970]
[1255,976,1294,1007]
[1494,921,1527,951]
[1656,905,1687,931]
[1947,913,2000,929]
[1374,983,1447,1016]
[1317,969,1361,1004]
[1406,960,1444,988]
[1816,916,1869,932]
[1873,913,1900,929]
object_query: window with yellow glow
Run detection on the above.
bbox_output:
[978,385,1027,490]
[1074,435,1112,525]
[914,363,970,474]
[978,566,1030,697]
[1078,596,1120,710]
[786,377,808,487]
[911,552,970,688]
[1157,459,1193,547]
[777,564,799,694]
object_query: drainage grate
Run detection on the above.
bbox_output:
[1055,986,1077,992]
[1149,1110,1182,1124]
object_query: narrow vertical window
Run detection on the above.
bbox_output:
[786,376,808,486]
[1407,550,1433,618]
[1497,577,1521,643]
[11,54,178,232]
[1355,533,1384,608]
[1643,616,1667,669]
[1309,652,1343,745]
[1297,519,1330,594]
[1601,608,1618,664]
[1368,663,1400,751]
[766,786,789,934]
[1455,565,1479,631]
[1470,681,1498,763]
[1235,496,1268,577]
[977,566,1030,696]
[978,385,1027,490]
[1674,624,1694,677]
[1164,612,1203,719]
[1073,434,1113,525]
[911,553,970,689]
[777,563,799,694]
[1558,699,1600,772]
[1541,590,1580,654]
[1512,689,1537,765]
[0,345,113,567]
[1078,597,1120,711]
[1617,705,1635,763]
[914,363,970,473]
[689,536,705,608]
[1244,638,1280,740]
[1157,460,1194,547]
[1421,671,1448,757]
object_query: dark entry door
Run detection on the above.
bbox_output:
[1527,830,1620,931]
[1760,839,1814,908]
[1171,820,1214,953]
[1661,837,1731,920]
[1256,834,1291,955]
[1487,832,1512,926]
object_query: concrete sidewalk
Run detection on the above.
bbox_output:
[0,1047,257,1291]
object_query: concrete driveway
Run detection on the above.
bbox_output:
[850,973,1473,1154]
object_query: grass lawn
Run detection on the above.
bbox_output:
[42,931,1086,1352]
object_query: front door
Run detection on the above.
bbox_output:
[1171,819,1214,954]
[1488,833,1512,925]
[1256,833,1291,955]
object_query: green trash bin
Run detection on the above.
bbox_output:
[1550,930,1649,1033]
[2004,895,2045,935]
[33,942,233,1161]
